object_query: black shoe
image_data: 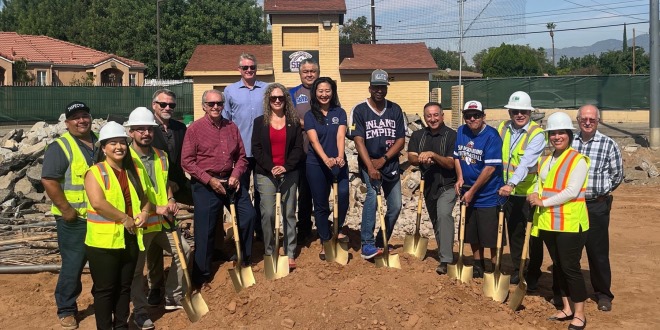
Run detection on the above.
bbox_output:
[147,288,162,306]
[526,274,539,291]
[436,262,448,275]
[548,310,574,321]
[510,271,520,284]
[598,297,612,311]
[472,261,484,278]
[568,317,586,330]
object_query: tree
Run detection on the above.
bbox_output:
[12,58,34,83]
[622,23,628,51]
[340,16,371,44]
[480,43,542,77]
[472,48,492,73]
[546,22,556,66]
[428,47,467,71]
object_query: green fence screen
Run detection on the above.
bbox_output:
[430,75,650,110]
[0,83,193,123]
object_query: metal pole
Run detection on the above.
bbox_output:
[458,0,465,108]
[371,0,376,44]
[651,0,660,147]
[633,28,636,75]
[157,0,161,81]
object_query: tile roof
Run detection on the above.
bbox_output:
[0,32,145,68]
[339,43,438,71]
[184,45,273,72]
[263,0,346,14]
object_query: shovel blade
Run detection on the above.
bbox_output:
[492,275,511,303]
[508,281,528,311]
[324,240,349,265]
[228,265,256,293]
[181,292,209,323]
[403,234,429,260]
[264,255,290,280]
[374,253,401,269]
[483,273,495,298]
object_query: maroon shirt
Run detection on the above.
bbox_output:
[181,115,248,185]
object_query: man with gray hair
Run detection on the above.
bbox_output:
[289,58,319,243]
[572,104,623,312]
[223,53,268,242]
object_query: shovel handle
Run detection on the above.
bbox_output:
[520,222,532,262]
[377,194,389,257]
[274,192,282,255]
[459,202,466,241]
[171,228,194,291]
[415,180,425,231]
[495,207,505,270]
[230,203,243,262]
[333,181,339,237]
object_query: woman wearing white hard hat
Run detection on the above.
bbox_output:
[84,121,152,330]
[527,112,589,330]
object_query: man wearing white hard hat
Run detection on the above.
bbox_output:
[497,91,546,289]
[125,107,190,329]
[453,100,504,278]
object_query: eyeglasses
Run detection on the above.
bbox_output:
[204,101,225,108]
[463,113,484,120]
[578,117,598,123]
[154,101,176,109]
[132,127,154,134]
[269,95,285,102]
[301,70,317,74]
[510,110,530,115]
[239,65,257,71]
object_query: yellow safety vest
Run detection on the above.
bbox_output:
[50,132,98,218]
[85,161,145,250]
[130,147,170,233]
[498,120,545,196]
[532,148,590,236]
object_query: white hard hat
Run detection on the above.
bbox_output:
[545,112,575,131]
[124,107,158,127]
[96,121,132,147]
[504,91,534,111]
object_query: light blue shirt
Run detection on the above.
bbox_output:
[223,79,268,157]
[504,121,546,187]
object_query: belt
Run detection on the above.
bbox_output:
[586,194,609,203]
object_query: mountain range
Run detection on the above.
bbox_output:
[553,33,650,60]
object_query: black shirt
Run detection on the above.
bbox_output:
[408,124,457,200]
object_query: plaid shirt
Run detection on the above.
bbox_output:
[572,130,624,199]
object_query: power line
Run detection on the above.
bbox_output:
[378,21,649,41]
[563,0,646,22]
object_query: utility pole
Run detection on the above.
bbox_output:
[651,0,660,147]
[157,0,163,81]
[370,0,376,44]
[458,0,465,107]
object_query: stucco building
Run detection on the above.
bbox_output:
[184,0,437,119]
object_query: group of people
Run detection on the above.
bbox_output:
[439,92,622,330]
[43,52,622,330]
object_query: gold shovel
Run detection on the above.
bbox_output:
[323,173,349,265]
[509,221,533,311]
[168,216,209,322]
[227,189,256,292]
[403,175,429,259]
[264,177,290,280]
[483,205,511,302]
[447,201,473,283]
[374,182,401,269]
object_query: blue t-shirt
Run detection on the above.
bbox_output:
[453,124,504,207]
[304,107,347,166]
[348,99,406,180]
[222,80,268,157]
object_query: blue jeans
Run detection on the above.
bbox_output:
[359,168,402,247]
[307,163,349,242]
[54,217,88,318]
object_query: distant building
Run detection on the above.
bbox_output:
[184,0,437,118]
[0,32,146,86]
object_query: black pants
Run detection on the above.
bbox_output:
[586,196,614,301]
[86,231,139,330]
[540,228,588,303]
[505,196,544,278]
[296,164,313,236]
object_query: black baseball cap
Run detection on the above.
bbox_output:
[65,101,91,119]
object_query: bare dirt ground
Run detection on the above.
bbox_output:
[0,122,657,329]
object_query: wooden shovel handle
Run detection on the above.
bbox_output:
[333,181,339,236]
[520,222,532,262]
[230,203,243,262]
[496,207,504,248]
[459,203,466,241]
[416,180,425,230]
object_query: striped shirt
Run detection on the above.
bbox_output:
[572,130,624,199]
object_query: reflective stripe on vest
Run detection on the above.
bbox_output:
[130,147,170,233]
[85,161,144,250]
[498,120,545,195]
[50,132,97,218]
[532,148,590,235]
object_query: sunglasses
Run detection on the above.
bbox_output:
[239,65,257,71]
[463,113,484,120]
[204,101,225,108]
[132,127,154,134]
[154,101,176,109]
[578,117,598,123]
[269,95,286,102]
[510,110,530,115]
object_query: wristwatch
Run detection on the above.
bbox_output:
[506,182,516,189]
[383,154,389,162]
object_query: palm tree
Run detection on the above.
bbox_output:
[547,22,557,66]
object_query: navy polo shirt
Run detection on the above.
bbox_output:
[304,106,347,166]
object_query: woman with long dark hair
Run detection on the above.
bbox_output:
[84,121,152,330]
[304,77,349,260]
[252,83,304,269]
